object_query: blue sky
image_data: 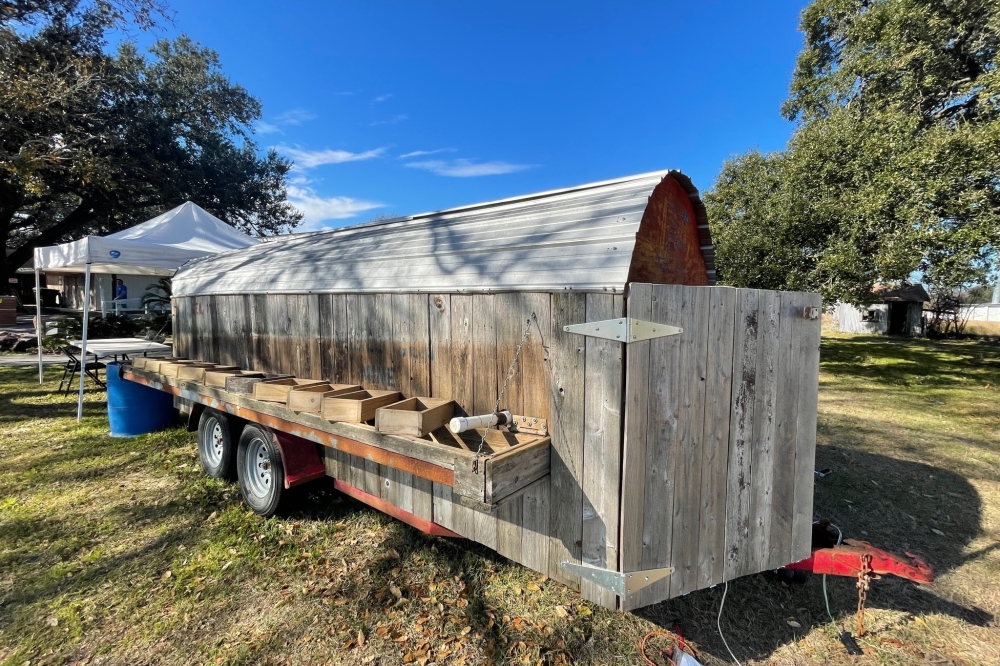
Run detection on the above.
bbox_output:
[137,1,808,231]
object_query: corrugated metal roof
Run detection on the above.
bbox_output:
[173,170,716,297]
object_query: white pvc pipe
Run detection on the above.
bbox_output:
[449,410,513,434]
[35,267,43,384]
[77,262,91,422]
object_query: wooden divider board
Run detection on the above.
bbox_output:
[619,284,820,610]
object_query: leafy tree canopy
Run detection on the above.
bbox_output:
[1,0,302,280]
[706,0,999,304]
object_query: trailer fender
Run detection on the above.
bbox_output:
[186,402,205,432]
[270,430,327,489]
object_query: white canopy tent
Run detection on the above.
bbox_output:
[32,202,258,420]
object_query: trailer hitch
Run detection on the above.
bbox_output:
[784,539,934,585]
[784,539,933,637]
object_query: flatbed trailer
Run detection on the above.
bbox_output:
[125,364,551,536]
[143,171,830,611]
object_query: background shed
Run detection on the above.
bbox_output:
[837,284,929,336]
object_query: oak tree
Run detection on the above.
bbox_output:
[0,0,302,281]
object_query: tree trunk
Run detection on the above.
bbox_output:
[0,185,26,290]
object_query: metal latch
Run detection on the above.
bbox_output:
[559,562,674,597]
[563,318,682,343]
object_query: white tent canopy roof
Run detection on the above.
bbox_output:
[34,201,258,275]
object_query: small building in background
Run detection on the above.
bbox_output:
[836,284,929,336]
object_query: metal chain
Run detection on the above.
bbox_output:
[855,553,872,637]
[472,312,536,474]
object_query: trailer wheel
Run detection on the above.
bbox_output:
[237,424,285,517]
[197,409,237,480]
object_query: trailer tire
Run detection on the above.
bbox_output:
[236,424,285,517]
[197,409,237,480]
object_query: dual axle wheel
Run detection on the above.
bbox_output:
[196,409,286,517]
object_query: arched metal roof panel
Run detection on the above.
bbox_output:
[173,170,715,297]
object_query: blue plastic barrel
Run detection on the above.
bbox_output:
[106,362,178,437]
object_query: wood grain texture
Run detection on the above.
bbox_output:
[322,390,403,423]
[412,475,434,522]
[428,294,453,400]
[211,296,230,366]
[791,292,822,562]
[521,477,551,575]
[697,287,737,588]
[346,294,365,387]
[451,295,474,414]
[446,294,476,538]
[547,293,586,589]
[391,294,412,398]
[494,292,525,563]
[250,294,267,371]
[724,289,759,580]
[329,294,351,384]
[375,398,456,437]
[305,293,322,380]
[581,292,624,609]
[193,295,213,362]
[665,285,710,597]
[471,294,498,551]
[408,293,431,397]
[518,292,552,580]
[619,283,652,611]
[633,284,682,608]
[748,289,780,573]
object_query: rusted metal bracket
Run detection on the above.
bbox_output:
[562,318,682,343]
[559,562,674,597]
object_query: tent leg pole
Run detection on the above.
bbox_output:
[35,267,43,384]
[77,263,92,422]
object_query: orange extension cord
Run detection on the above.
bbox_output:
[639,630,678,666]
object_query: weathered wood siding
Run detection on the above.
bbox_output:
[173,283,819,611]
[173,291,626,608]
[619,285,820,610]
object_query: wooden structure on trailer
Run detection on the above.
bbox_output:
[167,170,821,610]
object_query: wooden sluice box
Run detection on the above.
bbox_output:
[156,170,821,610]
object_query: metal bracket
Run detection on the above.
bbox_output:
[508,414,548,436]
[562,318,682,343]
[559,562,674,597]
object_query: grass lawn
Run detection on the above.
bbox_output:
[1,333,999,665]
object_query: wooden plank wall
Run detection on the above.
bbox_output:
[619,284,820,610]
[173,291,626,608]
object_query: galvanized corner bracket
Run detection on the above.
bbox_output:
[562,318,682,343]
[559,562,674,597]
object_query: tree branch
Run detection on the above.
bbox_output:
[2,200,96,278]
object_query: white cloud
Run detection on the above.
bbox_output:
[274,109,316,125]
[370,114,408,126]
[372,94,393,103]
[254,108,316,135]
[278,145,386,169]
[287,185,383,230]
[254,120,281,135]
[405,158,534,177]
[398,148,456,159]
